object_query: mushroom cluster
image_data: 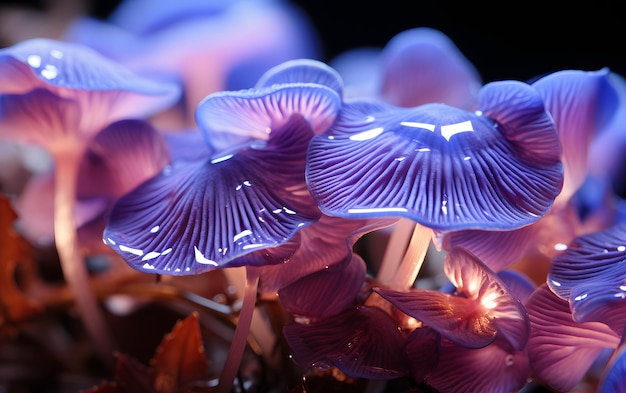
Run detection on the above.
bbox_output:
[0,2,625,393]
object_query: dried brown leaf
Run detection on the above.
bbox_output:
[0,194,41,325]
[150,311,211,393]
[81,312,212,393]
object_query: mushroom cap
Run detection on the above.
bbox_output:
[548,222,626,334]
[0,39,181,148]
[307,80,563,231]
[103,59,342,275]
[283,305,411,379]
[375,247,529,351]
[379,27,482,109]
[526,284,619,392]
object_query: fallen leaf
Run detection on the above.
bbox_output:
[0,194,41,326]
[81,311,212,393]
[151,311,211,393]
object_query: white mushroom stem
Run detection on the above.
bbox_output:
[216,265,261,393]
[376,219,432,291]
[53,148,114,365]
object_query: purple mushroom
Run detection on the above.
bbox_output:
[64,0,321,129]
[598,336,626,393]
[283,305,411,380]
[103,60,342,275]
[375,247,529,351]
[15,119,171,250]
[440,69,620,272]
[0,38,180,362]
[526,284,619,391]
[307,78,563,290]
[548,222,626,335]
[102,59,343,392]
[330,27,482,109]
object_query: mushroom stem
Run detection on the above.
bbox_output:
[376,218,415,284]
[53,149,114,365]
[216,265,261,393]
[377,220,431,291]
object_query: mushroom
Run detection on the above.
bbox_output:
[329,27,482,109]
[598,336,626,393]
[374,247,529,351]
[15,119,171,251]
[378,27,482,110]
[440,68,620,273]
[306,79,563,290]
[102,59,343,392]
[64,0,321,129]
[0,38,180,362]
[283,305,411,379]
[526,284,619,392]
[548,222,626,335]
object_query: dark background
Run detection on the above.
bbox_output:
[1,0,625,83]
